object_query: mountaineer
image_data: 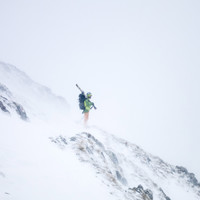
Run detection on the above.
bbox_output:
[76,84,96,125]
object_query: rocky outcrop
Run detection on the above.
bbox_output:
[12,102,28,120]
[0,83,28,120]
[176,166,200,188]
[50,130,200,200]
[159,188,171,200]
[0,100,9,113]
[50,132,128,188]
[129,185,153,200]
[0,83,12,97]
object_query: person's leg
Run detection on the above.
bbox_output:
[84,112,89,125]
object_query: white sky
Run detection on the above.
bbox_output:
[0,0,200,178]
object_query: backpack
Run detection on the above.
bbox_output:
[78,93,86,110]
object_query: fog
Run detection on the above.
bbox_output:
[0,0,200,179]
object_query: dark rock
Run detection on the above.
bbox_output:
[70,137,76,141]
[145,189,153,200]
[135,184,144,193]
[0,83,12,97]
[129,185,153,200]
[188,173,198,185]
[116,171,127,185]
[0,83,28,120]
[176,166,188,174]
[106,150,119,165]
[59,136,67,145]
[86,146,93,154]
[176,166,200,187]
[0,101,9,113]
[159,188,171,200]
[49,136,67,149]
[147,157,151,163]
[83,132,105,149]
[13,102,28,120]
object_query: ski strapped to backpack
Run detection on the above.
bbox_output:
[76,84,97,110]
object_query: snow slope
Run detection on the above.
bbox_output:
[0,115,116,200]
[1,62,200,200]
[0,61,69,120]
[1,113,200,200]
[51,127,200,200]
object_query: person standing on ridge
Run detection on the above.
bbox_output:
[76,84,97,126]
[83,92,95,125]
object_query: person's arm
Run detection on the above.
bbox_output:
[89,100,97,109]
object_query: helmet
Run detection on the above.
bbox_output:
[86,92,92,98]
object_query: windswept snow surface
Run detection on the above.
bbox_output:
[51,126,200,200]
[0,114,116,200]
[1,113,200,200]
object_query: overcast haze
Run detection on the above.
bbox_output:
[0,1,200,178]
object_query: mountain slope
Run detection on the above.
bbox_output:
[2,114,199,200]
[1,61,199,200]
[0,115,116,200]
[51,127,200,200]
[0,61,69,120]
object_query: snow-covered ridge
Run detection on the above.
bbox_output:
[0,61,69,120]
[51,127,200,200]
[1,61,199,200]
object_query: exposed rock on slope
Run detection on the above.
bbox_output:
[0,83,28,120]
[0,61,69,120]
[50,129,200,200]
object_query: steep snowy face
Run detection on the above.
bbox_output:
[0,61,69,120]
[51,127,200,200]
